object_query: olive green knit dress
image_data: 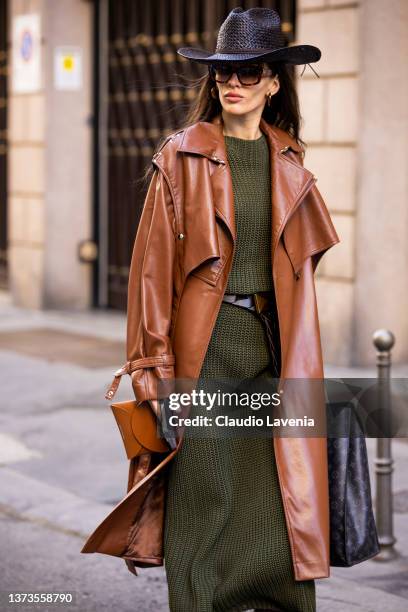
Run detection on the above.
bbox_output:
[163,133,316,612]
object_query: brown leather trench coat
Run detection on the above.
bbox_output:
[81,115,340,582]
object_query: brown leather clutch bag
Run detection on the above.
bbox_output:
[110,399,169,460]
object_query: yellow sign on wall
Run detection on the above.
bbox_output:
[54,46,82,91]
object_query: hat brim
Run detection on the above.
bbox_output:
[177,44,321,65]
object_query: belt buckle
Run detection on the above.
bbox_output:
[254,292,269,315]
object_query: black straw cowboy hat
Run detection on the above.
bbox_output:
[177,7,321,65]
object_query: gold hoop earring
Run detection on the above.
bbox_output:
[266,92,273,107]
[210,86,218,99]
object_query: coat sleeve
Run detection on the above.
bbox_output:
[105,167,176,409]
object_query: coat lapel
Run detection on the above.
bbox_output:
[177,118,236,245]
[258,118,316,265]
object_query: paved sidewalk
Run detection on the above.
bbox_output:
[0,292,407,611]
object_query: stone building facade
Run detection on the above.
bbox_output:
[3,0,408,366]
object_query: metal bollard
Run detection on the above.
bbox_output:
[372,329,398,560]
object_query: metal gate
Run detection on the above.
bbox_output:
[0,0,7,289]
[101,0,296,310]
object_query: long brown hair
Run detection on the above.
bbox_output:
[140,61,306,186]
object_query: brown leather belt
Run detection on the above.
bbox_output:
[222,291,273,315]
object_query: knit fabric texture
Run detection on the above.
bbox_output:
[224,132,274,294]
[163,133,316,612]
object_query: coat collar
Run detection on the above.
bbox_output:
[176,114,305,163]
[175,114,316,265]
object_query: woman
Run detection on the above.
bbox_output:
[162,7,327,612]
[81,7,340,612]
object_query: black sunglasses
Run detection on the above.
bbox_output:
[208,63,274,86]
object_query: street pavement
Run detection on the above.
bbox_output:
[0,290,407,612]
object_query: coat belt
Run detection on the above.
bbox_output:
[105,354,176,400]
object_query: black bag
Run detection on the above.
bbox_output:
[327,402,380,566]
